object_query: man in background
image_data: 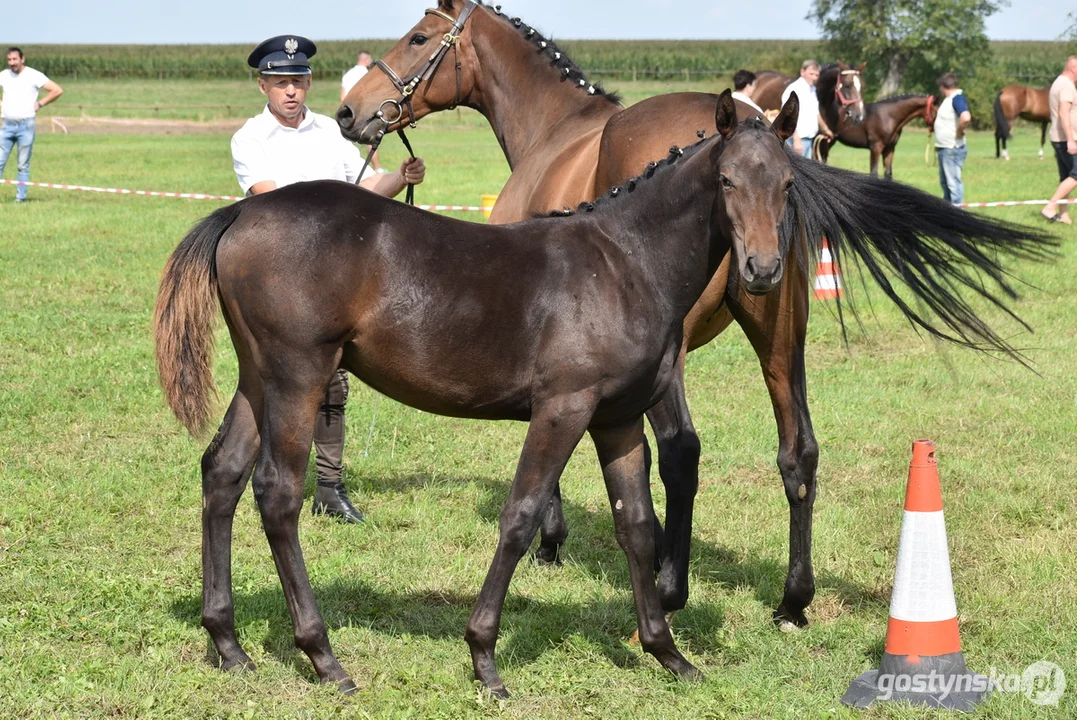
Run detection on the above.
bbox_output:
[933,72,971,207]
[1042,56,1077,225]
[341,50,381,171]
[781,60,834,158]
[731,70,764,115]
[232,35,426,523]
[0,47,63,203]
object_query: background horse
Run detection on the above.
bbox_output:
[815,94,935,178]
[156,95,799,697]
[337,0,1042,634]
[994,84,1051,160]
[751,62,866,125]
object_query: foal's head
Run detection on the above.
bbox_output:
[337,0,479,143]
[713,90,798,295]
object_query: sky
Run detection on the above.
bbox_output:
[4,1,1064,45]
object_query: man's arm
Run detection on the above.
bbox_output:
[247,181,278,195]
[34,80,63,111]
[359,157,425,198]
[817,112,834,139]
[1061,98,1076,153]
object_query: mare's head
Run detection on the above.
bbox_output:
[713,89,798,295]
[337,0,481,142]
[832,61,866,125]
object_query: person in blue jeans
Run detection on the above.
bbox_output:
[0,47,64,202]
[933,72,971,206]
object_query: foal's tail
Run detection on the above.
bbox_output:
[782,152,1056,363]
[153,202,245,436]
[994,92,1011,142]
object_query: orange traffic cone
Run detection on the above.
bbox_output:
[842,440,989,711]
[813,239,843,300]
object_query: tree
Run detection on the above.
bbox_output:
[808,0,1006,97]
[1063,12,1077,47]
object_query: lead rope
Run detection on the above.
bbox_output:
[356,127,417,207]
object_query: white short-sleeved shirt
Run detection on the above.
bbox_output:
[1049,74,1077,143]
[731,91,763,115]
[341,65,368,96]
[0,66,50,120]
[231,106,374,195]
[781,76,820,139]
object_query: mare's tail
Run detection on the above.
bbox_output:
[153,202,245,436]
[781,152,1056,363]
[994,92,1011,142]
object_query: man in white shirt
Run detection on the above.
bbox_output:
[780,60,834,158]
[341,50,372,100]
[233,35,426,524]
[0,47,63,202]
[340,50,381,171]
[731,70,764,115]
[1043,56,1077,224]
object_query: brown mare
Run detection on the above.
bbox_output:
[815,94,936,178]
[155,88,1050,695]
[751,62,867,125]
[994,84,1051,160]
[156,95,798,696]
[335,1,1050,637]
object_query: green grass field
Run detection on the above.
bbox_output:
[0,90,1074,719]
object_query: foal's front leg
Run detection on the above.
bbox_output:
[465,394,596,698]
[591,418,702,682]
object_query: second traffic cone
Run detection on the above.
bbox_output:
[813,239,843,300]
[842,440,989,711]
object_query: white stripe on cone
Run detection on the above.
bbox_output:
[889,509,958,623]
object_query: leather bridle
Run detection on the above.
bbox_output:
[834,70,864,121]
[356,1,477,205]
[372,0,477,131]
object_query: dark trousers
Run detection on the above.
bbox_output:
[314,369,348,484]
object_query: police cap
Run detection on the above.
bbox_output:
[247,35,317,76]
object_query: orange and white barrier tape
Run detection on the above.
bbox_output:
[0,179,485,212]
[959,198,1076,208]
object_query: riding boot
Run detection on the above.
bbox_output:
[312,369,364,523]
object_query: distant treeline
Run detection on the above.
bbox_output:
[12,39,1066,86]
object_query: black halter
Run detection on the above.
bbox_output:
[358,0,478,205]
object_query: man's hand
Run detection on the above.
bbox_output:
[401,157,425,185]
[1068,138,1077,156]
[793,137,804,155]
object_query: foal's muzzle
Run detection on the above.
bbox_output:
[742,253,784,295]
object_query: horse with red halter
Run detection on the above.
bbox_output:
[752,62,866,126]
[156,90,1051,697]
[814,94,936,178]
[335,0,1041,647]
[994,84,1051,160]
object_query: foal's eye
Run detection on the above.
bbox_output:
[784,180,794,192]
[720,175,733,190]
[410,34,429,46]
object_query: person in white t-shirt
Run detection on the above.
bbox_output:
[780,60,834,158]
[0,47,63,202]
[340,50,381,171]
[731,70,764,116]
[232,35,426,525]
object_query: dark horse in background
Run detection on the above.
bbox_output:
[752,62,866,125]
[339,1,889,635]
[994,84,1051,160]
[155,91,1050,697]
[815,94,936,178]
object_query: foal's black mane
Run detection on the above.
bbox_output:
[481,2,623,105]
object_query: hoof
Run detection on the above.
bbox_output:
[336,677,358,695]
[220,657,256,673]
[532,544,562,567]
[665,656,704,683]
[485,683,510,699]
[773,604,809,631]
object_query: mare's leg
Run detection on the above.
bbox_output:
[883,146,896,180]
[726,265,818,629]
[645,351,700,615]
[465,393,595,698]
[253,354,355,691]
[869,142,883,176]
[201,377,262,671]
[534,483,567,565]
[592,418,702,682]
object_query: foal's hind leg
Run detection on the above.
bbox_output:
[727,267,818,629]
[201,381,262,671]
[465,393,596,698]
[645,351,700,616]
[592,418,702,682]
[534,484,567,565]
[252,359,355,692]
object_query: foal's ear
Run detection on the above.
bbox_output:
[438,0,455,10]
[715,89,738,139]
[838,60,848,71]
[773,92,799,143]
[857,61,867,72]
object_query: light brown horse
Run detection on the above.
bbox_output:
[994,84,1051,160]
[336,0,1045,634]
